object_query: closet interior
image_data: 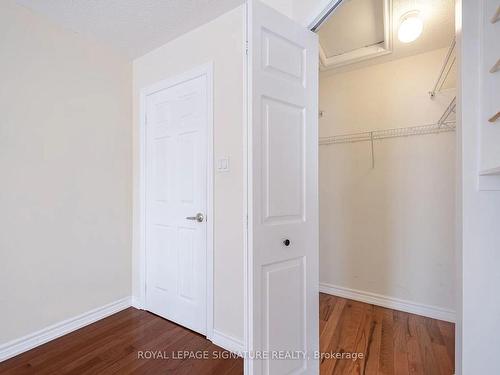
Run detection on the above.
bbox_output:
[317,0,456,325]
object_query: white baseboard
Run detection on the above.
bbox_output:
[131,296,144,310]
[0,297,132,362]
[319,282,456,323]
[211,329,245,356]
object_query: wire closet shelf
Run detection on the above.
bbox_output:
[319,94,456,146]
[318,120,456,146]
[318,95,456,168]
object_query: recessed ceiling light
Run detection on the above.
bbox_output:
[398,10,424,43]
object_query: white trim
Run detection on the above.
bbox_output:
[320,45,393,71]
[0,297,131,362]
[306,0,344,30]
[319,44,329,67]
[245,2,254,375]
[137,62,215,339]
[319,282,456,323]
[478,174,500,191]
[242,0,250,370]
[131,296,143,309]
[211,330,245,356]
[206,62,215,341]
[138,79,147,312]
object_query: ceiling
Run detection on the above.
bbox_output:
[14,0,244,60]
[318,0,455,72]
[14,0,455,67]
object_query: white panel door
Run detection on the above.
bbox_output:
[145,69,209,335]
[248,1,319,374]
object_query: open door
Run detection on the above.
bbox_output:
[247,1,319,374]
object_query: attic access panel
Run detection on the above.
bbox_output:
[316,0,392,70]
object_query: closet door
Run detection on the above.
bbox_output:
[247,1,319,374]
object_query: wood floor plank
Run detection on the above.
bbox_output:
[437,320,455,367]
[392,310,410,375]
[414,315,441,375]
[0,294,454,375]
[361,305,383,375]
[57,314,160,371]
[432,342,454,375]
[64,317,179,374]
[346,302,375,375]
[320,297,346,352]
[323,299,366,375]
[377,307,395,375]
[97,323,190,374]
[406,313,426,375]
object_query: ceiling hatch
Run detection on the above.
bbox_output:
[318,0,392,70]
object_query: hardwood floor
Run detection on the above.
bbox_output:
[0,294,454,375]
[319,293,455,375]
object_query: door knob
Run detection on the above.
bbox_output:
[186,213,204,222]
[283,239,291,247]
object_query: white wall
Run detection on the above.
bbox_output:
[319,48,456,315]
[457,0,500,373]
[0,0,132,344]
[261,0,327,25]
[261,0,293,18]
[132,5,246,344]
[291,0,331,26]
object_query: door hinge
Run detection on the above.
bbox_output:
[245,40,248,55]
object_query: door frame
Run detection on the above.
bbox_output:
[136,62,215,340]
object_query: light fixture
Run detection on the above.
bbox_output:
[398,10,423,43]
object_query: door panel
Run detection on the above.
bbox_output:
[178,226,196,300]
[262,97,305,222]
[261,29,306,85]
[248,1,319,374]
[145,71,208,335]
[263,257,306,375]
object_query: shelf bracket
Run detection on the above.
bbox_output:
[490,59,500,73]
[488,112,500,123]
[429,38,456,99]
[491,6,500,23]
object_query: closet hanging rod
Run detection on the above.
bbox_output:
[319,121,456,145]
[429,37,456,98]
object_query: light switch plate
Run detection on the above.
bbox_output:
[216,157,230,172]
